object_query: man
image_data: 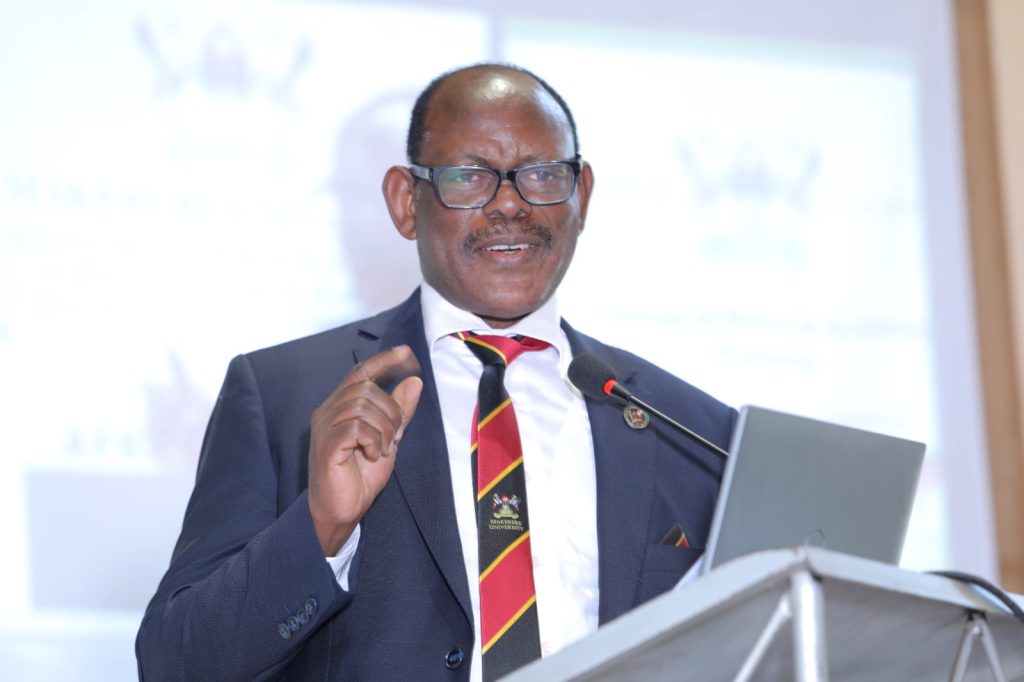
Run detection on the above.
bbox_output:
[137,63,735,680]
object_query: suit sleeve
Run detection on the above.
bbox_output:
[136,354,349,681]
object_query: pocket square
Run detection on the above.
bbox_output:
[659,523,690,548]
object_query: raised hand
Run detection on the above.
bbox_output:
[307,345,423,555]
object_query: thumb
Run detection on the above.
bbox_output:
[391,375,423,441]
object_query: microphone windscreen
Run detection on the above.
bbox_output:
[568,353,617,400]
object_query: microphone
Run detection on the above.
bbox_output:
[568,353,729,461]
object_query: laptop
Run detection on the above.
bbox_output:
[701,405,926,573]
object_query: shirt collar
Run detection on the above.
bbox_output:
[420,282,570,362]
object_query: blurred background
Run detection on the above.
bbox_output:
[2,0,1022,678]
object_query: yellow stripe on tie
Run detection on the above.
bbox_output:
[477,456,523,501]
[477,398,512,431]
[479,531,530,583]
[481,595,537,654]
[464,336,509,365]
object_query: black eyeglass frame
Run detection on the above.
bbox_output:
[408,159,582,209]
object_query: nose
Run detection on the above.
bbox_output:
[484,178,531,219]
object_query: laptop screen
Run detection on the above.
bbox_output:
[703,406,925,572]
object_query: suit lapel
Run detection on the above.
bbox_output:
[563,322,657,625]
[354,293,473,626]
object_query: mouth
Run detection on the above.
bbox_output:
[465,221,553,257]
[479,242,539,255]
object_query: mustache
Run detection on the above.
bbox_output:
[463,219,553,251]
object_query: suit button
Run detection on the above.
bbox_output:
[304,598,318,616]
[297,609,310,626]
[444,647,464,670]
[287,615,300,632]
[277,623,292,640]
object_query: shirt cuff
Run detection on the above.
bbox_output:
[324,524,361,591]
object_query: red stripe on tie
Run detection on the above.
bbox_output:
[479,535,536,647]
[476,407,522,492]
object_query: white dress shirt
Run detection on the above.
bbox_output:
[328,284,599,680]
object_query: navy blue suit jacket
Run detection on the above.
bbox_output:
[137,292,735,680]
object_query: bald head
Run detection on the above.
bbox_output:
[406,64,579,164]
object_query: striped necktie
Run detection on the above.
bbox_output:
[458,331,549,681]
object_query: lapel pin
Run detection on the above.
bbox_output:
[623,405,650,430]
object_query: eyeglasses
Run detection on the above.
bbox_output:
[409,159,581,209]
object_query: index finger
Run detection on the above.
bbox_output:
[340,345,422,391]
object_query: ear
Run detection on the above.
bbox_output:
[576,161,595,233]
[382,165,418,240]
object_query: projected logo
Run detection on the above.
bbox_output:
[676,136,821,267]
[135,18,310,102]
